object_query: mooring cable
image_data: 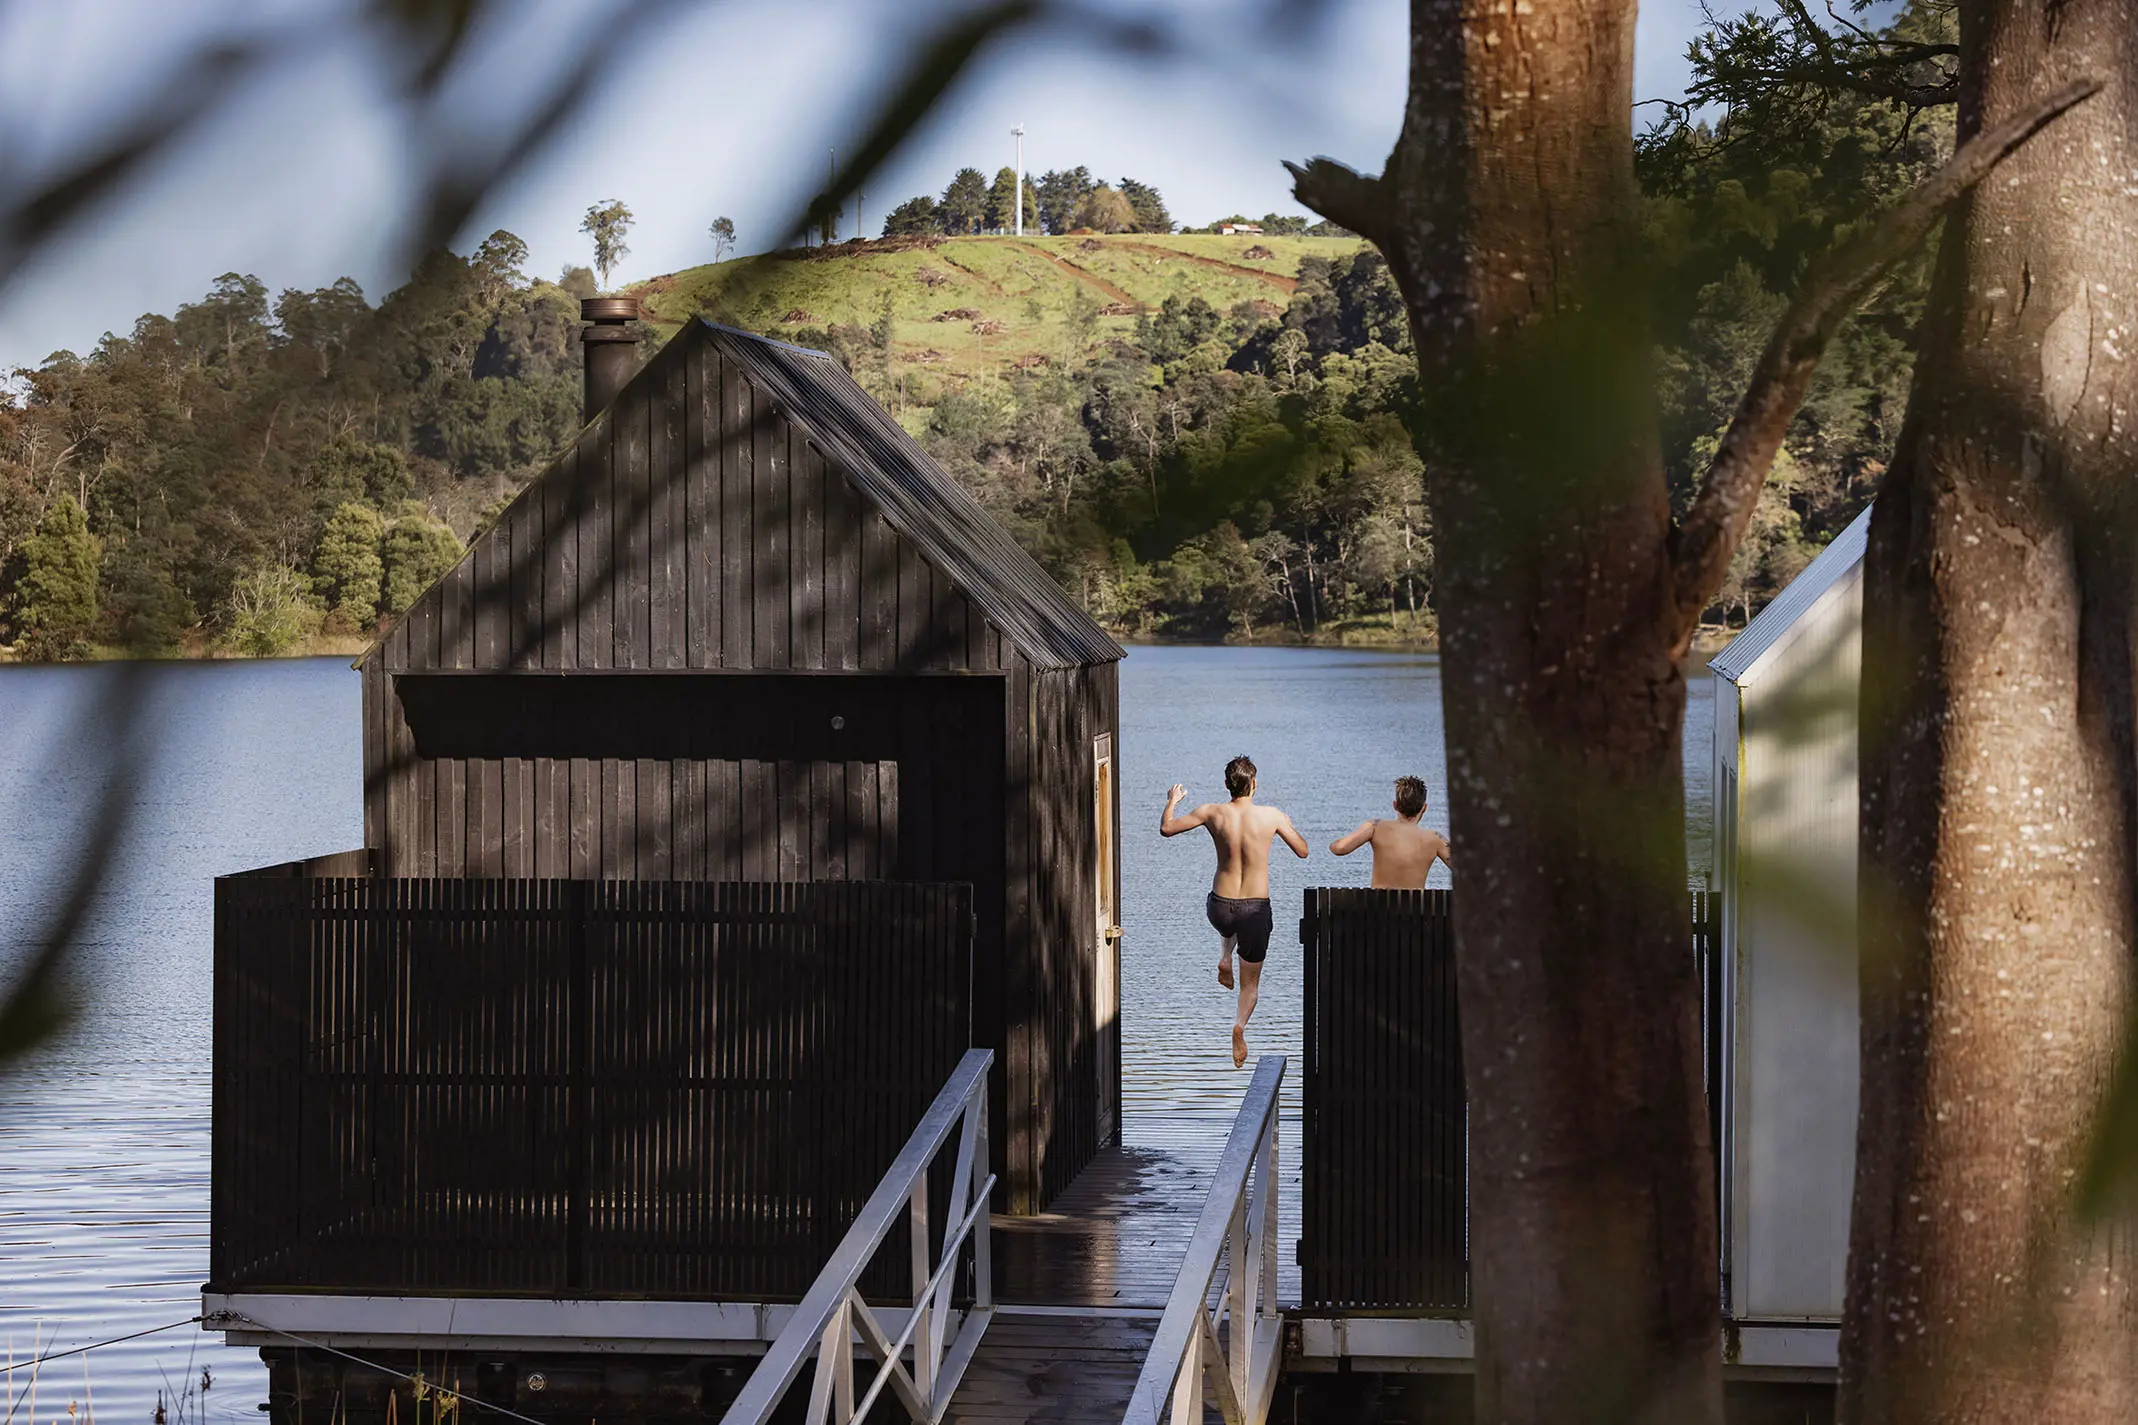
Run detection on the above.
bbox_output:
[2,1316,204,1425]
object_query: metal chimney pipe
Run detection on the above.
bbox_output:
[580,296,640,421]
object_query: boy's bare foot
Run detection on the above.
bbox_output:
[1232,1024,1248,1069]
[1217,959,1235,990]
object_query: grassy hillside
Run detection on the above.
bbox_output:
[629,233,1366,384]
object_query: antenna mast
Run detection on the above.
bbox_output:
[1011,124,1026,237]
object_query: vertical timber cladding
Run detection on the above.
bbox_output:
[1002,659,1122,1211]
[1300,888,1469,1311]
[356,320,1124,1211]
[1299,889,1733,1309]
[208,875,973,1300]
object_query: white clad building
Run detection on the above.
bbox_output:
[1709,503,1871,1325]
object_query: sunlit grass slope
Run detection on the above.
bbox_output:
[629,233,1364,383]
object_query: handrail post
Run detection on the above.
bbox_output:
[909,1177,933,1403]
[1228,1194,1249,1408]
[972,1091,993,1308]
[1171,1322,1201,1425]
[1260,1109,1279,1325]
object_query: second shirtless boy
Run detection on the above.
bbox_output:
[1330,775,1454,887]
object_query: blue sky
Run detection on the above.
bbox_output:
[0,0,1727,369]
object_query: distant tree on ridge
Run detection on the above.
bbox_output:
[1035,167,1095,235]
[1117,177,1172,233]
[579,199,633,289]
[938,168,989,235]
[882,195,943,238]
[1071,184,1137,234]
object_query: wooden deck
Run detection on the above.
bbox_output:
[944,1114,1302,1422]
[992,1119,1304,1310]
[943,1316,1166,1424]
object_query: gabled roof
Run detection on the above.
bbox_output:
[1709,502,1873,688]
[703,322,1123,669]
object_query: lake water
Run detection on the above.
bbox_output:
[0,647,1711,1421]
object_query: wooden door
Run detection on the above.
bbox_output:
[1093,734,1121,1145]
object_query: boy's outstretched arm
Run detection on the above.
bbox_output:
[1278,813,1310,859]
[1329,821,1375,856]
[1160,783,1208,837]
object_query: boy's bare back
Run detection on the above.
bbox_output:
[1175,796,1305,899]
[1330,776,1454,889]
[1357,818,1453,889]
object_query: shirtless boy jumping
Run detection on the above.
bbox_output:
[1160,755,1309,1068]
[1329,775,1454,887]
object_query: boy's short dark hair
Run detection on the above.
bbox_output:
[1224,755,1257,798]
[1393,776,1428,817]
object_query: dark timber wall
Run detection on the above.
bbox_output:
[356,321,1123,1213]
[212,872,974,1301]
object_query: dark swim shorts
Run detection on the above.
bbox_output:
[1206,892,1275,964]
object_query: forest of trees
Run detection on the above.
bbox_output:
[880,165,1174,237]
[0,231,581,657]
[0,42,1942,660]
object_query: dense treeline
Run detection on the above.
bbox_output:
[0,4,1948,659]
[0,233,587,656]
[881,165,1175,237]
[1641,0,1955,623]
[874,163,1350,242]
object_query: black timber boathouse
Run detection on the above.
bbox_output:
[361,313,1126,1214]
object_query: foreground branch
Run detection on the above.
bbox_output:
[1668,74,2104,650]
[1283,157,1389,245]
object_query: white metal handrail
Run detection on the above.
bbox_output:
[1124,1055,1286,1425]
[721,1048,995,1425]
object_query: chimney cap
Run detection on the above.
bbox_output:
[581,296,640,322]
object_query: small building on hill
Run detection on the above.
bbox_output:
[358,309,1127,1212]
[1709,502,1870,1323]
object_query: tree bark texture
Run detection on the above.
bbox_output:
[1845,1,2138,1420]
[1374,3,1722,1421]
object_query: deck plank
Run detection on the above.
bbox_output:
[945,1316,1220,1425]
[991,1116,1303,1310]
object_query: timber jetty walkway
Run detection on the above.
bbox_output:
[718,1051,1291,1425]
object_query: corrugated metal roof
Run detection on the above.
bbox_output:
[1709,502,1873,687]
[705,321,1123,669]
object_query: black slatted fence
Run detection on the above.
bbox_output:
[1300,886,1725,1313]
[1300,888,1466,1311]
[211,873,973,1302]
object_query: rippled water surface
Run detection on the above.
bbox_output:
[0,648,1710,1420]
[2,660,362,1425]
[1115,646,1711,1137]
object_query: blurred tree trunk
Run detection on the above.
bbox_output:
[1845,2,2138,1419]
[1301,2,1722,1421]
